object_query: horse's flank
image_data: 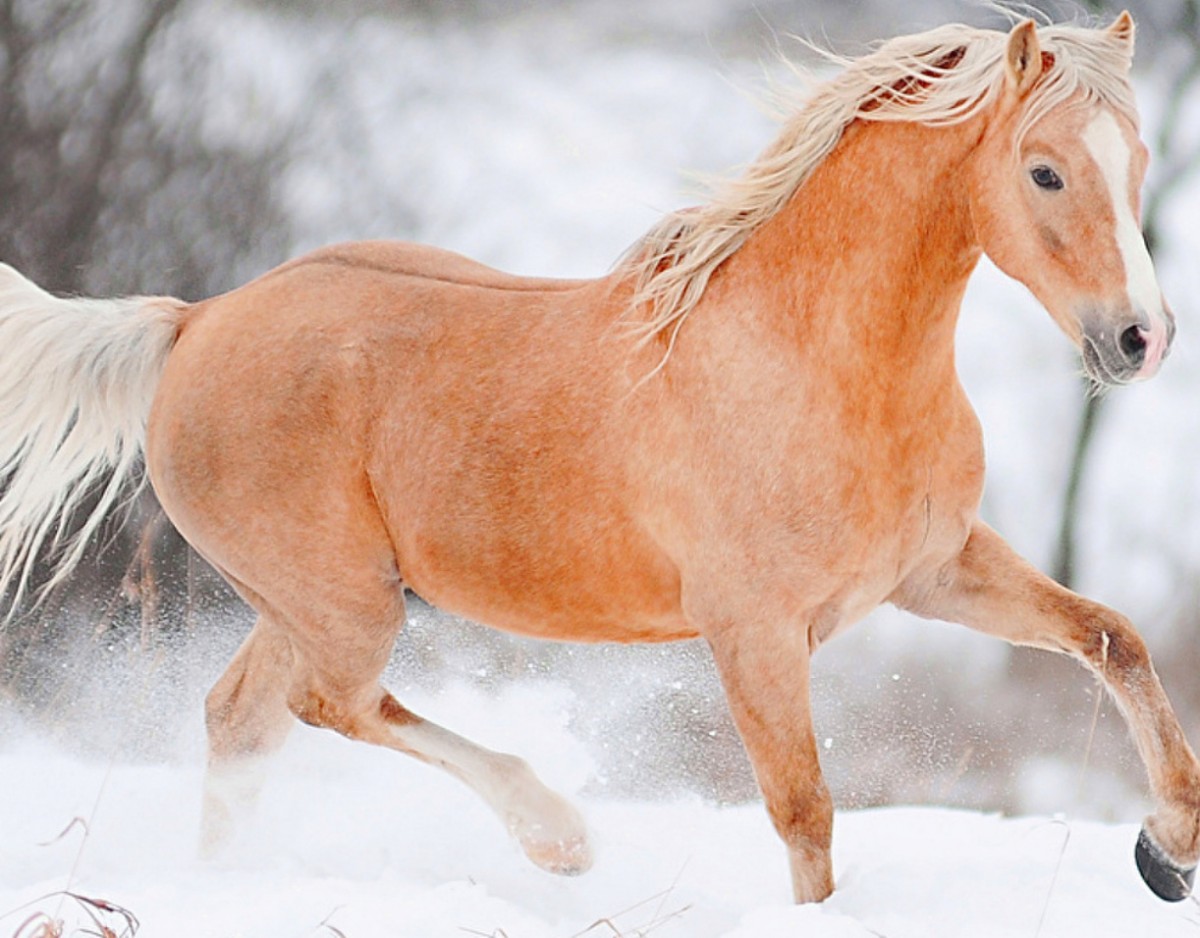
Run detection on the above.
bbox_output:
[151,240,694,647]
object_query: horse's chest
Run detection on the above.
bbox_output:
[786,409,985,618]
[685,394,985,631]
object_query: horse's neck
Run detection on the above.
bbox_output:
[710,116,986,383]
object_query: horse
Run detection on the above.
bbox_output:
[0,12,1195,905]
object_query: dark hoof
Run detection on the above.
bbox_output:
[1136,828,1196,902]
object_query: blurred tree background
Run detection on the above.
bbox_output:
[1,0,1198,822]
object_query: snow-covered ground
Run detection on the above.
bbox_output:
[6,3,1200,936]
[4,685,1200,938]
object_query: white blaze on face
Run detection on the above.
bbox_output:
[1082,109,1170,374]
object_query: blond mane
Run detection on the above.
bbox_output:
[618,20,1138,355]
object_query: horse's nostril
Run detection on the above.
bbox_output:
[1119,324,1147,365]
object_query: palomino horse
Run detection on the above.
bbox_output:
[0,14,1195,904]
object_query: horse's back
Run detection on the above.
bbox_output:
[272,240,593,294]
[150,239,605,460]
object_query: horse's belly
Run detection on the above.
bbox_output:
[398,524,694,644]
[377,462,692,644]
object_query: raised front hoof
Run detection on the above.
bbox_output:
[1136,828,1196,902]
[520,831,594,877]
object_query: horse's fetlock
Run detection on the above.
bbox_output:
[769,784,833,849]
[1149,800,1200,861]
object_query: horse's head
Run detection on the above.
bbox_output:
[969,14,1172,386]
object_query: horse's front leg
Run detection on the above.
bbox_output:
[706,621,833,903]
[894,520,1200,901]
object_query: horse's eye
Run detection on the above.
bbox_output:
[1031,165,1063,190]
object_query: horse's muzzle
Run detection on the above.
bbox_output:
[1081,310,1174,386]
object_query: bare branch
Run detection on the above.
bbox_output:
[55,0,188,281]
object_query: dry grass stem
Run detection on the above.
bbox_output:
[12,912,62,938]
[5,893,137,938]
[460,883,692,938]
[314,909,349,938]
[36,818,88,848]
[570,885,692,938]
[1033,818,1072,938]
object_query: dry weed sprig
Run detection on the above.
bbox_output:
[1032,818,1072,938]
[1184,891,1200,927]
[36,818,89,848]
[11,911,62,938]
[569,884,692,938]
[73,893,138,938]
[1075,631,1109,799]
[6,892,137,938]
[460,880,693,938]
[313,909,348,938]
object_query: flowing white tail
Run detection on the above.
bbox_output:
[0,264,185,611]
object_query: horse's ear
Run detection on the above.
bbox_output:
[1004,19,1043,98]
[1107,10,1135,52]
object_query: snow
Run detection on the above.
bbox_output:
[3,686,1200,938]
[7,3,1200,936]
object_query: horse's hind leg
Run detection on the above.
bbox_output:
[159,399,590,873]
[203,596,591,873]
[201,613,295,856]
[315,687,593,875]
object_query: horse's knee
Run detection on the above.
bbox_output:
[1070,609,1151,679]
